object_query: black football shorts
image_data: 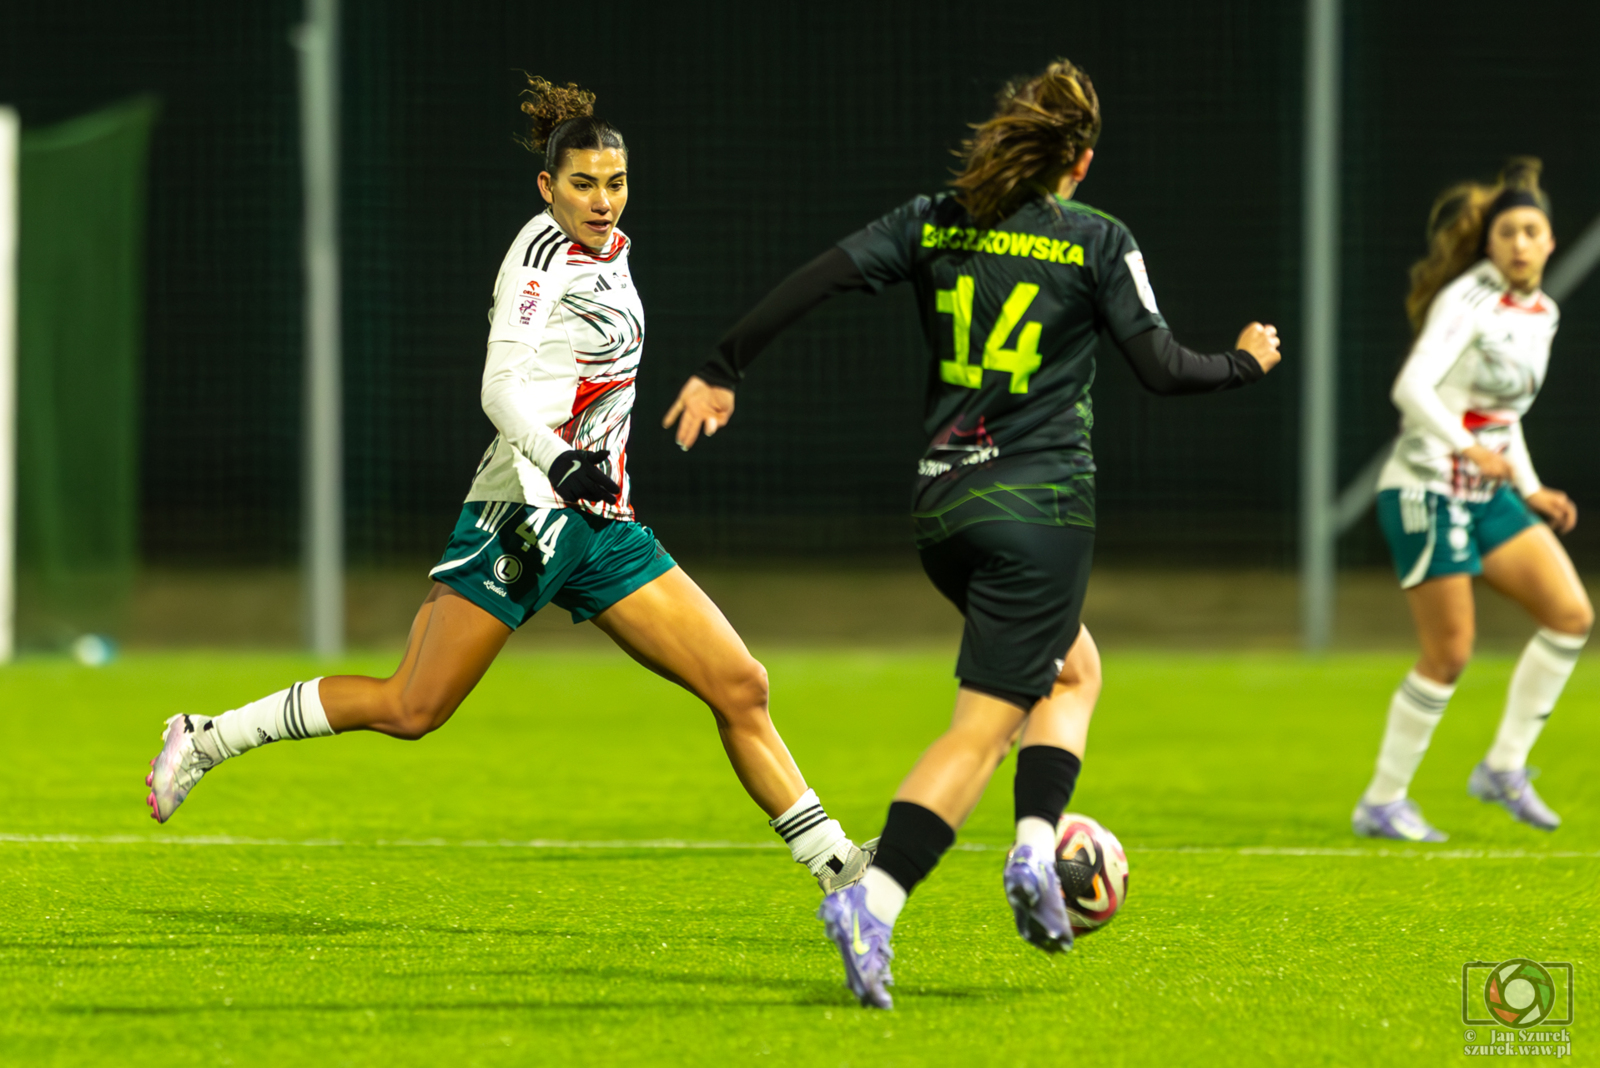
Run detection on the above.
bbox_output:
[918,520,1093,709]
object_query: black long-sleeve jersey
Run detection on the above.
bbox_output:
[698,191,1264,545]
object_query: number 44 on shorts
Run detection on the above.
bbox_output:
[513,508,569,565]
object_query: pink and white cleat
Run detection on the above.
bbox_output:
[146,715,219,823]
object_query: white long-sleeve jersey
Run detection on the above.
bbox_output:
[1377,259,1558,503]
[466,210,643,521]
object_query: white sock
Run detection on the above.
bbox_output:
[1486,628,1586,771]
[860,866,907,926]
[1363,670,1453,805]
[769,789,850,876]
[1014,816,1057,860]
[197,679,334,762]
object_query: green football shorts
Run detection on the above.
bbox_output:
[1376,485,1538,590]
[429,501,677,630]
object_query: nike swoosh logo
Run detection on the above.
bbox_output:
[557,460,581,484]
[851,913,869,957]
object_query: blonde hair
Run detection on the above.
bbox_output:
[1405,157,1549,333]
[951,59,1101,227]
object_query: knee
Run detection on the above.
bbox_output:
[1420,636,1474,685]
[709,657,770,730]
[1549,601,1594,637]
[1055,627,1103,698]
[383,691,455,741]
[971,721,1020,768]
[950,707,1026,766]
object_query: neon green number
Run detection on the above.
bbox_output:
[935,276,980,387]
[982,282,1042,393]
[936,278,1043,393]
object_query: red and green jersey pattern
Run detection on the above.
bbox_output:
[468,217,645,522]
[838,193,1166,542]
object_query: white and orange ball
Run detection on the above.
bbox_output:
[1054,813,1129,934]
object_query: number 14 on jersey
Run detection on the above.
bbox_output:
[936,277,1043,394]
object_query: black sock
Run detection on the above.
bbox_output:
[871,801,956,895]
[1013,745,1083,825]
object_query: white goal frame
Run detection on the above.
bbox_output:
[0,107,18,663]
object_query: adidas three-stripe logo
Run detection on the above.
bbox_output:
[522,226,565,272]
[1534,631,1586,662]
[476,501,517,532]
[773,802,828,843]
[280,682,312,741]
[1399,677,1450,713]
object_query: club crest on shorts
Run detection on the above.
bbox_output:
[493,554,523,584]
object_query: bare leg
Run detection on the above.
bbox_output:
[1018,626,1102,758]
[1355,575,1475,825]
[894,691,1028,830]
[321,583,511,738]
[591,566,807,818]
[895,627,1101,830]
[1480,524,1594,635]
[1404,574,1476,684]
[1476,525,1592,790]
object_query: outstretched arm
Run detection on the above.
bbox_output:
[700,247,870,388]
[1091,226,1279,394]
[665,247,871,449]
[1114,323,1278,395]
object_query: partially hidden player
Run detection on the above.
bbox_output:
[145,76,873,893]
[663,59,1281,1008]
[1352,158,1590,841]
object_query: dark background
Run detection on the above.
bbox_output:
[4,0,1598,569]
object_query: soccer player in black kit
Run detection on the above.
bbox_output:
[665,59,1281,1008]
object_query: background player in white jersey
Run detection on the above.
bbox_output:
[1354,158,1591,841]
[144,76,870,891]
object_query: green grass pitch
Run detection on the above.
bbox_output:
[1,647,1593,1066]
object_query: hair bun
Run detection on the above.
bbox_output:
[519,75,597,157]
[1499,155,1543,191]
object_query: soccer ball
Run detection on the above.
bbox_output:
[1054,813,1129,935]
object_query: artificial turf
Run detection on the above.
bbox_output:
[0,647,1593,1066]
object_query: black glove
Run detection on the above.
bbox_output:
[549,449,620,504]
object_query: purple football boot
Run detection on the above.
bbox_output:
[1468,762,1561,830]
[1002,844,1074,953]
[817,883,894,1009]
[1351,797,1448,842]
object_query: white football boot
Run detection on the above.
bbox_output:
[816,837,880,894]
[145,715,221,823]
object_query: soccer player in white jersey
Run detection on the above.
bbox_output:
[1354,158,1591,841]
[144,76,872,892]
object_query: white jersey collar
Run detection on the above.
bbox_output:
[1472,258,1545,307]
[538,209,628,263]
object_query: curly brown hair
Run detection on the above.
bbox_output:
[951,59,1102,226]
[516,74,625,172]
[1405,157,1550,334]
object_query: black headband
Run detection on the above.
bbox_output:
[1479,188,1551,253]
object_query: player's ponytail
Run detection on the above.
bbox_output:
[952,59,1102,227]
[1405,156,1551,334]
[517,74,626,172]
